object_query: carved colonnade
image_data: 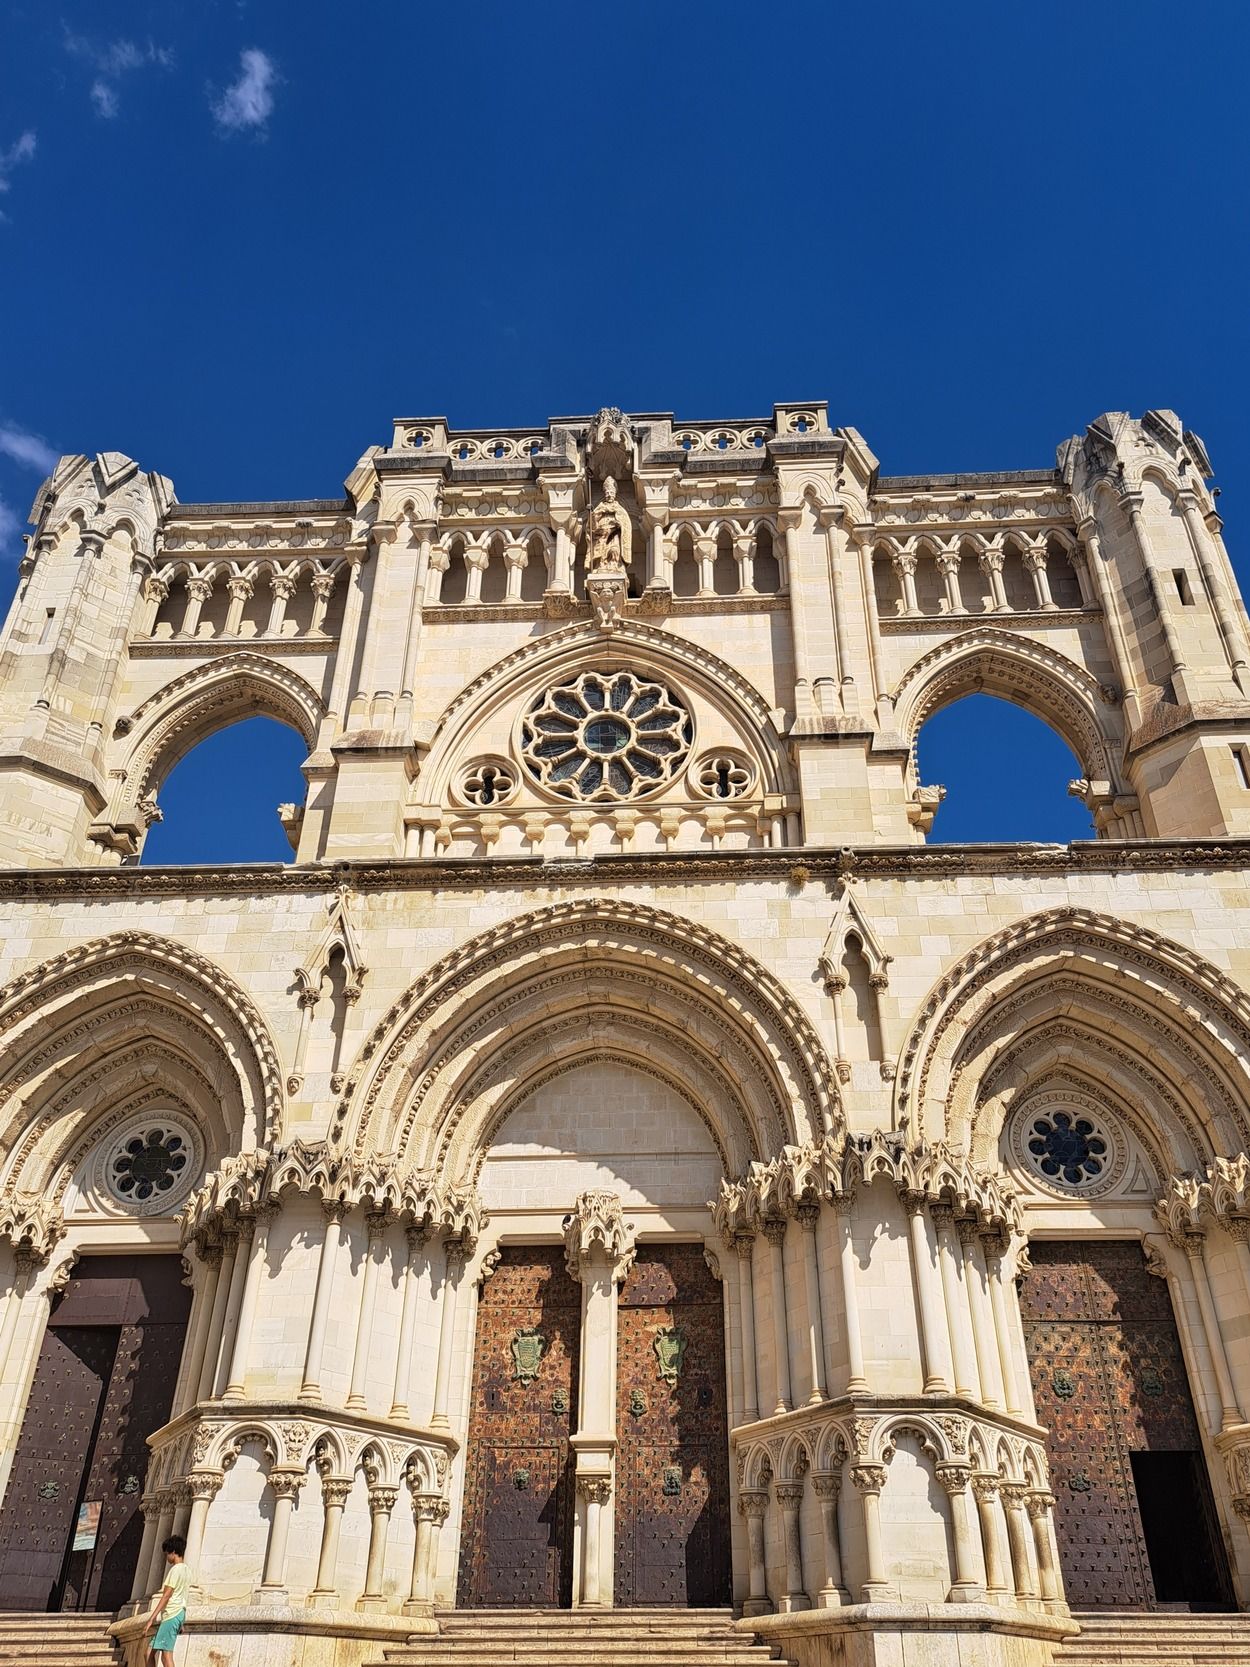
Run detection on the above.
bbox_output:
[1155,1155,1250,1571]
[125,1142,485,1616]
[714,1131,1063,1614]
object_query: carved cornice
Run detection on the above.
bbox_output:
[4,840,1250,900]
[711,1130,1020,1242]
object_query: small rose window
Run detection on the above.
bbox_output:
[110,1127,189,1204]
[1026,1111,1107,1187]
[521,671,691,801]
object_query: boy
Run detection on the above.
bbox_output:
[146,1535,189,1667]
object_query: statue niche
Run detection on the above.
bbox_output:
[584,476,636,632]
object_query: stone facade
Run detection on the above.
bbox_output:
[0,404,1247,1666]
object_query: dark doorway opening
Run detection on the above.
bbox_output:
[0,1255,190,1614]
[1130,1451,1233,1609]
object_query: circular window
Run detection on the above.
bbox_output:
[85,1112,204,1217]
[1008,1097,1127,1198]
[520,672,692,801]
[1026,1111,1106,1187]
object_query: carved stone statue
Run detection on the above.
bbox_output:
[587,476,632,576]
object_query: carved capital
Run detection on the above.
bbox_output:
[971,1473,1001,1504]
[268,1468,305,1502]
[775,1481,805,1507]
[762,1217,787,1248]
[1025,1490,1056,1520]
[811,1473,841,1502]
[367,1485,399,1516]
[563,1189,636,1282]
[935,1464,970,1497]
[737,1488,769,1519]
[733,1233,756,1261]
[850,1464,887,1496]
[577,1475,613,1506]
[320,1476,352,1510]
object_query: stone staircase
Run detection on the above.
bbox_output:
[1059,1612,1250,1667]
[371,1608,789,1667]
[0,1612,118,1666]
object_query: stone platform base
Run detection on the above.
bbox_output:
[741,1601,1080,1667]
[109,1603,437,1667]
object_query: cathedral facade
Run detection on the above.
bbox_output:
[0,403,1248,1667]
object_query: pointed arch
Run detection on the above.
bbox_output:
[894,907,1250,1163]
[115,652,324,810]
[0,932,284,1207]
[415,616,793,808]
[341,898,839,1176]
[892,627,1123,786]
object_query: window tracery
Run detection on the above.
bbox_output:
[520,671,692,802]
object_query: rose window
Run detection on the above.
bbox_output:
[109,1127,189,1204]
[521,672,692,801]
[1026,1111,1108,1187]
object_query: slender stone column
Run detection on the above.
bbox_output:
[1023,543,1056,610]
[310,1474,352,1604]
[130,1500,161,1602]
[776,1481,809,1611]
[739,1489,771,1615]
[1076,520,1141,724]
[358,1484,398,1609]
[834,1201,868,1392]
[210,1227,249,1399]
[734,1235,760,1422]
[1000,1483,1037,1601]
[983,1238,1023,1415]
[972,1474,1010,1599]
[0,1253,36,1387]
[978,548,1009,612]
[855,530,890,721]
[958,1221,1003,1409]
[182,1474,222,1590]
[203,1233,240,1400]
[265,572,296,635]
[795,1205,827,1404]
[936,549,963,614]
[347,1210,389,1410]
[1125,494,1188,680]
[932,1205,979,1400]
[578,1476,612,1606]
[179,575,212,638]
[1026,1491,1059,1604]
[1178,491,1250,683]
[936,1465,984,1600]
[390,1225,430,1420]
[146,1493,177,1593]
[300,1200,346,1401]
[177,1245,221,1414]
[258,1469,304,1596]
[308,572,334,637]
[812,1473,849,1607]
[224,1204,276,1400]
[405,1493,450,1614]
[892,550,919,615]
[551,523,574,593]
[851,1465,890,1599]
[763,1220,792,1414]
[325,549,368,726]
[171,1483,193,1539]
[431,1238,468,1429]
[904,1197,951,1393]
[1182,1229,1244,1429]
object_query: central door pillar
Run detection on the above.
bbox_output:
[564,1191,636,1608]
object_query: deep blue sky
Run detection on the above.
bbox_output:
[3,1,1246,860]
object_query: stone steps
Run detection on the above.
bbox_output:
[1058,1612,1250,1667]
[0,1612,118,1667]
[373,1608,788,1666]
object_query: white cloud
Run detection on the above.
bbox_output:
[0,423,58,475]
[64,32,174,117]
[91,80,118,118]
[0,131,36,216]
[212,48,277,134]
[0,496,24,564]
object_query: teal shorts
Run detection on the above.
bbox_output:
[150,1607,185,1650]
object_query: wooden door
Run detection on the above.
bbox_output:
[0,1255,190,1613]
[615,1245,731,1607]
[1021,1240,1233,1608]
[457,1247,581,1607]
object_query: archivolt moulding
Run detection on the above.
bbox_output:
[895,907,1250,1157]
[415,616,792,807]
[0,930,284,1150]
[341,897,838,1168]
[115,651,325,805]
[890,626,1121,785]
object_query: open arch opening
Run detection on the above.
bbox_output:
[140,716,308,865]
[915,694,1094,842]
